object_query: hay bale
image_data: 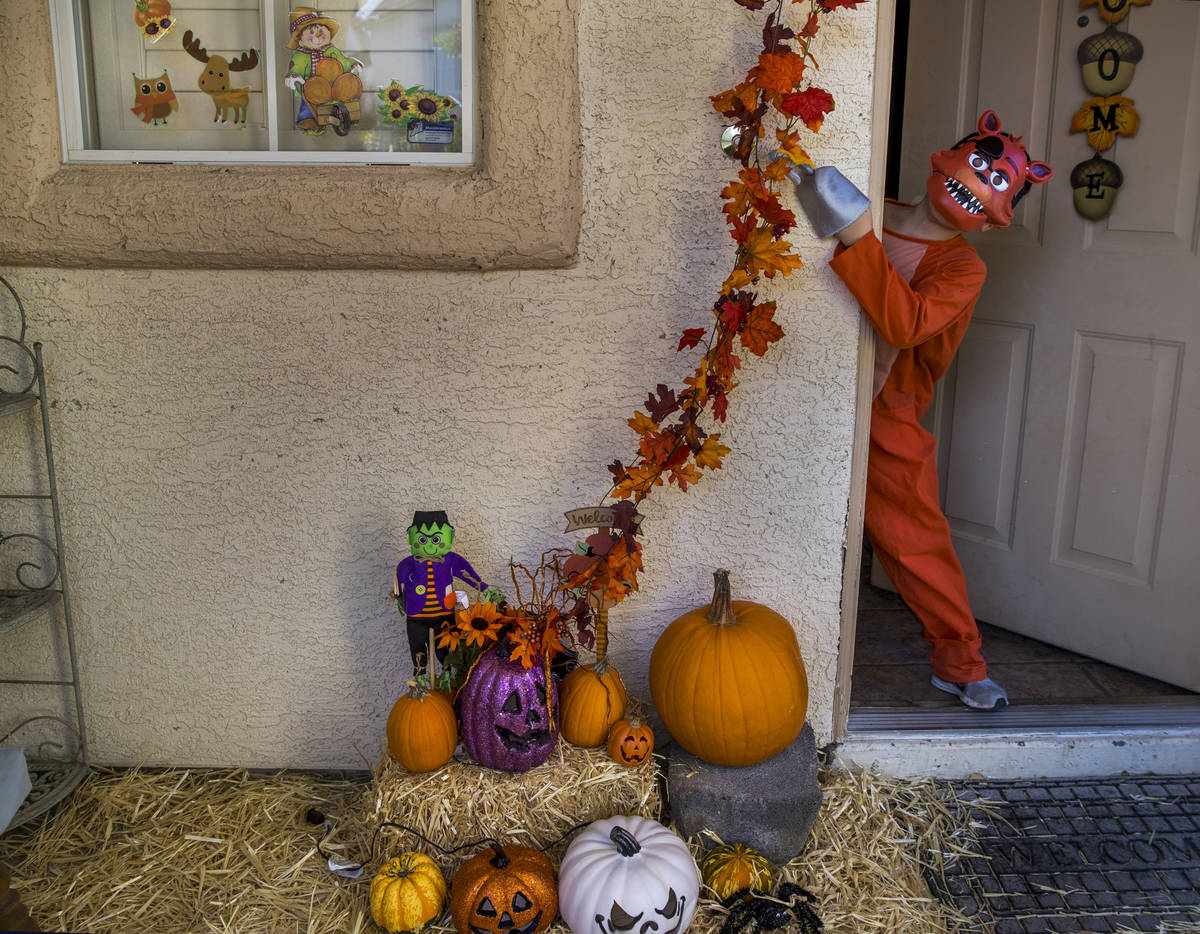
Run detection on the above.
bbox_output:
[0,762,980,934]
[363,744,662,875]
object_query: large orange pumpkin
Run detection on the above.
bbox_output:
[559,661,628,748]
[648,569,808,767]
[386,681,458,773]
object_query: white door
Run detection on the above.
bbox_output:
[896,0,1200,690]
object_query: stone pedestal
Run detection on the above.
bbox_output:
[663,723,821,863]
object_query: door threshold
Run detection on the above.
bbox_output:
[849,698,1200,733]
[835,700,1200,778]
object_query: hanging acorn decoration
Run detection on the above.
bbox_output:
[1077,26,1143,96]
[1070,155,1124,219]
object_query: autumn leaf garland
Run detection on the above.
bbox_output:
[563,0,869,610]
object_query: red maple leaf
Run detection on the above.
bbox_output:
[740,300,785,356]
[799,11,820,38]
[645,384,680,422]
[711,388,729,422]
[728,212,757,245]
[818,0,867,10]
[678,327,706,351]
[780,86,835,132]
[733,0,766,9]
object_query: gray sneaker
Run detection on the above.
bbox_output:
[931,676,1009,711]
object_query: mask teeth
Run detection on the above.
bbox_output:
[944,177,984,214]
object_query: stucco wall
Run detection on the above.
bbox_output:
[0,0,878,768]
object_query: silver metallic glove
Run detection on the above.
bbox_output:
[786,163,871,239]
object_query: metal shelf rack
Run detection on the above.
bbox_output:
[1,275,89,833]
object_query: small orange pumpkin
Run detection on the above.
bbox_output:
[450,844,557,934]
[606,716,654,767]
[559,661,628,748]
[386,680,458,773]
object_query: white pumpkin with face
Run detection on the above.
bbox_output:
[558,815,699,934]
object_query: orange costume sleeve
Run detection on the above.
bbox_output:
[829,227,990,684]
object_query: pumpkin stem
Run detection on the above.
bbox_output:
[595,605,609,661]
[489,845,510,868]
[609,826,642,857]
[706,569,737,627]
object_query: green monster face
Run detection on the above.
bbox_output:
[408,522,454,559]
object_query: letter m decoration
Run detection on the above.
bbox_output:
[1071,96,1139,152]
[1090,103,1120,132]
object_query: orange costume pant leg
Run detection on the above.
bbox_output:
[864,405,987,683]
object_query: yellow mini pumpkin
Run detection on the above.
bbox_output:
[701,843,773,900]
[370,852,447,933]
[559,661,628,748]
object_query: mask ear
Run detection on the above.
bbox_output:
[978,110,1002,135]
[1027,161,1054,184]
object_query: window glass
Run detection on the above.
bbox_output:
[56,0,474,163]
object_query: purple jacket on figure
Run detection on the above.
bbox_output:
[394,553,487,620]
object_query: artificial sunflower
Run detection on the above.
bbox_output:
[455,601,505,648]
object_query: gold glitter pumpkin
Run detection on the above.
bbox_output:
[701,843,773,900]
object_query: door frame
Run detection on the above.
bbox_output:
[829,0,1200,777]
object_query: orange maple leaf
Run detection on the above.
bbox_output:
[627,410,658,434]
[742,227,803,280]
[695,435,732,471]
[613,464,663,500]
[748,49,807,97]
[775,129,814,169]
[710,82,759,116]
[668,461,705,491]
[721,269,755,295]
[741,300,785,356]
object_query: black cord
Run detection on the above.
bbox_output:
[308,811,592,876]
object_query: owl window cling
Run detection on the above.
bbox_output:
[283,7,364,137]
[130,71,179,125]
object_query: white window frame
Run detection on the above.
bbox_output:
[48,0,476,166]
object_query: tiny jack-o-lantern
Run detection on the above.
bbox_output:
[700,844,773,901]
[450,844,557,934]
[1071,155,1124,220]
[1077,26,1143,96]
[558,816,699,934]
[459,645,559,772]
[606,717,654,767]
[370,852,447,933]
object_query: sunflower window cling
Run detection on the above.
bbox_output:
[378,83,460,144]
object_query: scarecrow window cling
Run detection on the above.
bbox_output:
[283,6,364,136]
[789,110,1052,712]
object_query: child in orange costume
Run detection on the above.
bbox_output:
[796,111,1052,709]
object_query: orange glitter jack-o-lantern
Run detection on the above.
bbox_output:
[607,717,655,767]
[450,844,557,934]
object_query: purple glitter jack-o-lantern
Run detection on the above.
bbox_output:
[460,646,560,772]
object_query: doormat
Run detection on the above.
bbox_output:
[928,775,1200,933]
